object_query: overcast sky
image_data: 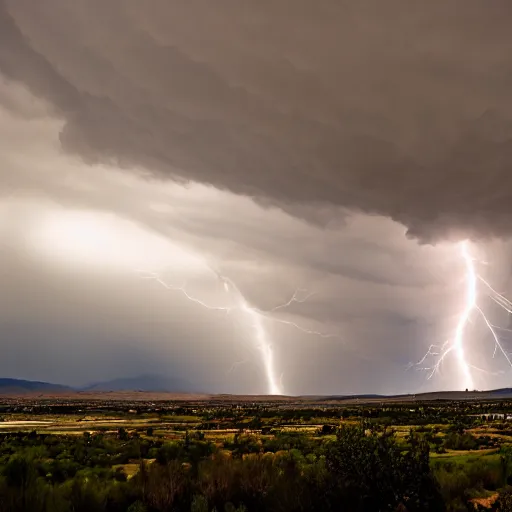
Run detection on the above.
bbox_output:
[2,1,512,395]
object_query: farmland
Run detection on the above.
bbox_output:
[2,394,512,510]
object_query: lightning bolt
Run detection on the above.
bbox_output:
[140,274,228,312]
[217,273,282,395]
[138,269,336,395]
[269,289,317,312]
[417,240,512,389]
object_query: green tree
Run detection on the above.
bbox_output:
[325,425,444,511]
[2,455,39,511]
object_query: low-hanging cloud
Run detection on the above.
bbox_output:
[2,0,512,242]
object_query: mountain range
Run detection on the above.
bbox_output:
[3,377,512,400]
[0,375,197,395]
[0,378,72,394]
[81,374,198,393]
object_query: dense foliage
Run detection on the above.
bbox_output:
[2,398,512,511]
[0,426,448,512]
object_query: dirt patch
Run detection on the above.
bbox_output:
[470,493,498,509]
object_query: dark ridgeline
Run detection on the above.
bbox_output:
[0,379,72,394]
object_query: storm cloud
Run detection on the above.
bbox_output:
[2,1,512,241]
[1,1,512,394]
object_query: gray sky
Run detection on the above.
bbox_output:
[1,0,512,394]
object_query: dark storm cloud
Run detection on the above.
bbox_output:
[2,0,512,241]
[4,1,512,395]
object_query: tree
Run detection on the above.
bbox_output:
[494,489,512,511]
[325,425,445,511]
[127,501,148,512]
[3,455,39,511]
[319,424,336,435]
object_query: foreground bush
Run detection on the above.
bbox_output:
[0,426,448,511]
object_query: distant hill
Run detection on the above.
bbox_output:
[0,378,73,395]
[307,394,384,400]
[81,374,198,393]
[302,388,512,403]
[3,377,512,400]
